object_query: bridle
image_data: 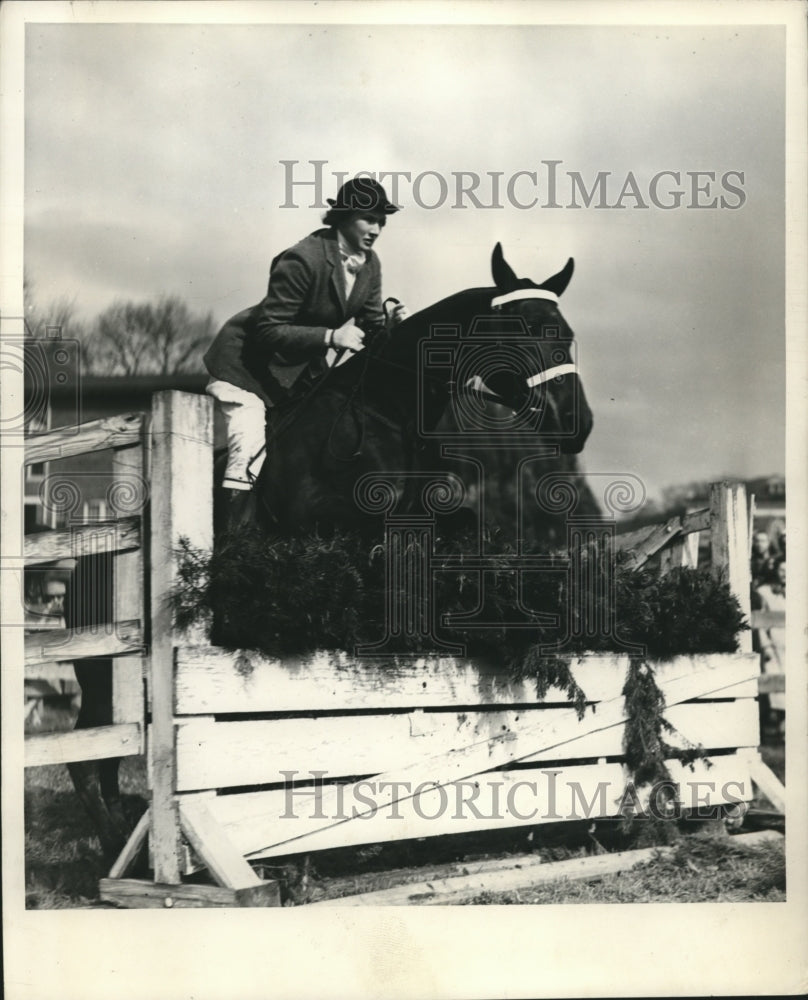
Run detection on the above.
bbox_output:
[467,287,579,403]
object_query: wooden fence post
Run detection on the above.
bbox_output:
[747,492,756,558]
[148,391,213,883]
[659,532,699,575]
[710,482,752,653]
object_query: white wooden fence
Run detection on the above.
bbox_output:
[24,413,147,767]
[23,392,782,908]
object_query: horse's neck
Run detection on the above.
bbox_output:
[408,286,495,335]
[381,287,495,365]
[354,287,493,433]
[316,286,496,419]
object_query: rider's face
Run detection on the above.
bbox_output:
[339,212,386,254]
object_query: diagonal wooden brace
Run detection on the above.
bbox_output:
[108,807,150,879]
[745,750,786,814]
[179,796,268,892]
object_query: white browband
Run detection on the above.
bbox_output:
[466,362,578,400]
[490,288,559,309]
[526,363,578,387]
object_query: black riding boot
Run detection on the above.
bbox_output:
[226,488,257,531]
[214,487,257,536]
[211,489,259,645]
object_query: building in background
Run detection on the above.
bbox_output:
[24,373,224,531]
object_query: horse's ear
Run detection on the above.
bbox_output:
[491,243,518,291]
[539,258,574,297]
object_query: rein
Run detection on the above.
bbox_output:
[325,296,408,461]
[326,345,375,462]
[247,347,356,485]
[264,299,405,468]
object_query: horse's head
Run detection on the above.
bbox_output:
[470,243,593,454]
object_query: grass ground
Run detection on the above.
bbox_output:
[23,699,786,908]
[460,833,785,905]
[25,757,147,908]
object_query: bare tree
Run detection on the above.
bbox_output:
[84,295,215,375]
[23,272,86,342]
[24,276,214,376]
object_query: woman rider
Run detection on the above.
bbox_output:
[203,177,408,528]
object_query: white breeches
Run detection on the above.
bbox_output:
[206,379,266,490]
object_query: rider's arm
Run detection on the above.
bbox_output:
[252,252,329,366]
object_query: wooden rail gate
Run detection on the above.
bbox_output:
[22,391,783,908]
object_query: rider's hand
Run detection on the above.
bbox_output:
[332,318,365,353]
[388,302,410,326]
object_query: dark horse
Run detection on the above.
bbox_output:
[64,244,594,858]
[256,243,593,535]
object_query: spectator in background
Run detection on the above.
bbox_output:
[768,519,786,561]
[754,557,786,732]
[24,564,71,628]
[750,530,775,590]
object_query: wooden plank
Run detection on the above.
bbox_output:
[310,830,783,906]
[25,412,144,465]
[613,516,681,562]
[149,391,214,884]
[99,878,280,909]
[174,699,759,792]
[179,796,264,891]
[24,662,78,685]
[198,658,760,860]
[683,530,700,568]
[681,507,711,535]
[653,652,760,701]
[24,723,141,767]
[201,755,754,861]
[660,532,700,575]
[25,620,143,667]
[659,540,679,577]
[174,649,617,714]
[108,808,150,879]
[112,446,147,735]
[320,849,657,906]
[173,649,759,715]
[614,508,709,569]
[710,482,752,652]
[746,752,786,813]
[112,657,144,729]
[233,668,757,857]
[24,517,141,564]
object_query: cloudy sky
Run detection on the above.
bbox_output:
[22,15,786,500]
